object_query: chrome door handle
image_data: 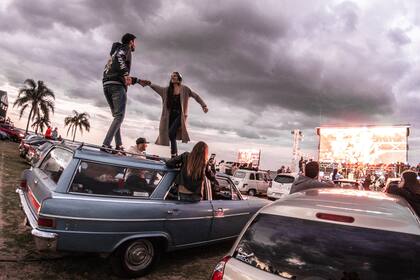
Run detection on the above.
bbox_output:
[167,209,179,214]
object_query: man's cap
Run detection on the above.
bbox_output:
[136,137,149,145]
[121,33,136,44]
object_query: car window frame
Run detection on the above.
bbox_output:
[275,175,295,184]
[38,147,73,185]
[214,177,243,201]
[67,159,167,199]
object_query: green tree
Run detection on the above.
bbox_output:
[13,79,55,135]
[64,110,90,142]
[31,114,50,134]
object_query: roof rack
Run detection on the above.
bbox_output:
[59,140,168,162]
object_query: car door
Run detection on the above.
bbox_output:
[248,172,257,191]
[164,184,213,246]
[256,172,268,193]
[210,177,252,240]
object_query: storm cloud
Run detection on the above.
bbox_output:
[0,0,419,166]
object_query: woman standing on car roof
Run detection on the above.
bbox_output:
[165,141,217,202]
[389,170,420,217]
[142,72,208,158]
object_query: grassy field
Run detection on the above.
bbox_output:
[0,141,232,279]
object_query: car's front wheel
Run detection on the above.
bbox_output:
[111,238,161,278]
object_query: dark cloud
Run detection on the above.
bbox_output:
[0,0,419,165]
[387,28,411,46]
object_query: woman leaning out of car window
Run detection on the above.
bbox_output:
[165,141,217,202]
[390,170,420,217]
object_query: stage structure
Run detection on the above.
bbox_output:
[237,149,261,169]
[291,129,303,172]
[316,125,409,165]
[0,90,8,119]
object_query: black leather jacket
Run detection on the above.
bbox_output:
[103,42,138,86]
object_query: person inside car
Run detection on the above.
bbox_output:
[389,170,420,217]
[165,141,217,202]
[290,161,334,194]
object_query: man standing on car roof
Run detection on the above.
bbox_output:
[102,33,148,153]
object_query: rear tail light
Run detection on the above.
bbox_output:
[316,213,355,223]
[20,179,28,191]
[211,256,231,280]
[28,188,41,214]
[37,217,55,228]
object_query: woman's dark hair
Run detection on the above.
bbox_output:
[166,72,182,110]
[401,170,420,193]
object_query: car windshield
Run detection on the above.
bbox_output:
[234,171,246,178]
[233,213,420,280]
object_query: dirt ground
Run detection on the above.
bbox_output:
[0,141,233,280]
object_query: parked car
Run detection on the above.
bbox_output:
[0,130,9,140]
[17,143,269,278]
[232,169,271,196]
[0,123,25,142]
[267,173,296,200]
[19,136,50,160]
[333,179,364,190]
[211,188,420,280]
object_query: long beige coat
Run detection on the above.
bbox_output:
[150,84,207,146]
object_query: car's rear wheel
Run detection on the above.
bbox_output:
[110,238,161,278]
[248,189,256,196]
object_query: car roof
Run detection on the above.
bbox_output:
[276,173,297,177]
[51,143,172,172]
[235,169,266,173]
[261,188,420,235]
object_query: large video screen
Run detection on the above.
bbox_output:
[319,126,408,164]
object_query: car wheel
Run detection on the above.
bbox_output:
[111,238,161,278]
[248,189,256,196]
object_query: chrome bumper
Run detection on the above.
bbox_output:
[16,188,58,251]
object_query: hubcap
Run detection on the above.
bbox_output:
[124,240,154,271]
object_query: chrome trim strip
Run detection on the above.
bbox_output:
[215,212,250,218]
[40,213,167,222]
[53,194,166,204]
[166,216,213,221]
[40,213,214,222]
[174,235,238,248]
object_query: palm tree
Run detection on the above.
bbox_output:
[13,79,55,135]
[31,114,50,134]
[64,110,90,142]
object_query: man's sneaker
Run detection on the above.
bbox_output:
[116,145,127,156]
[100,144,114,154]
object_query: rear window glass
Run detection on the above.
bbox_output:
[70,161,165,198]
[39,148,72,184]
[274,175,295,184]
[234,171,246,179]
[233,213,420,280]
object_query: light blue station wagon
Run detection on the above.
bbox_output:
[17,143,269,277]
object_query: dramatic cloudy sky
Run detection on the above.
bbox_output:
[0,0,419,168]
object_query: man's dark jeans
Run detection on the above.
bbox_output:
[103,84,127,147]
[169,110,181,155]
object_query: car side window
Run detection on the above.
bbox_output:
[249,173,255,180]
[256,173,265,181]
[70,161,165,198]
[213,178,241,200]
[39,148,72,184]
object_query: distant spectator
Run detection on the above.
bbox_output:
[290,161,334,194]
[51,127,58,140]
[389,170,420,217]
[298,157,304,173]
[127,137,149,160]
[44,125,52,139]
[286,166,291,173]
[277,165,285,174]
